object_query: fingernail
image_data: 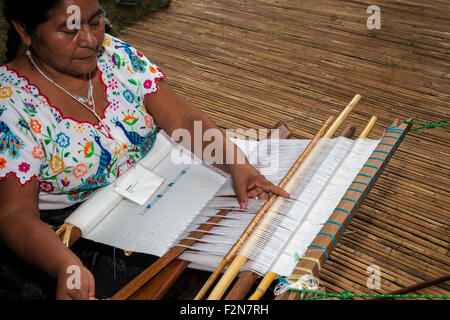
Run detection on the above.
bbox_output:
[240,202,245,209]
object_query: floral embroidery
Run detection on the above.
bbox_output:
[143,80,152,89]
[18,161,30,172]
[30,119,42,133]
[103,37,111,47]
[56,132,70,148]
[32,145,45,159]
[107,78,119,90]
[0,86,13,99]
[39,180,54,193]
[122,114,139,126]
[61,177,70,187]
[144,114,153,128]
[82,141,95,157]
[123,89,135,103]
[61,176,70,187]
[17,119,30,133]
[50,155,64,173]
[110,98,120,111]
[72,163,88,178]
[74,123,86,133]
[0,33,166,209]
[0,157,6,169]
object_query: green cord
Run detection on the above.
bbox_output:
[403,120,449,131]
[290,289,449,300]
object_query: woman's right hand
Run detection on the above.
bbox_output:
[56,263,96,300]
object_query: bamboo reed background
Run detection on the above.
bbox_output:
[116,0,449,299]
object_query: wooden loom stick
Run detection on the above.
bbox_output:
[360,116,378,138]
[323,94,361,138]
[276,118,413,300]
[247,119,375,301]
[118,121,292,300]
[224,125,356,300]
[203,95,361,300]
[370,274,450,300]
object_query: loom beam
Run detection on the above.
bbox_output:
[277,118,413,300]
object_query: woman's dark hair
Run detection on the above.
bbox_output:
[3,0,112,63]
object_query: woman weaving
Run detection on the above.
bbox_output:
[0,0,289,299]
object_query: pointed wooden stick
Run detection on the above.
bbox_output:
[370,274,450,300]
[360,116,378,138]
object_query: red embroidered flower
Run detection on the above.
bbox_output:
[143,79,152,89]
[18,162,30,173]
[39,180,54,193]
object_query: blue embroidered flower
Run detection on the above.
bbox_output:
[53,112,62,123]
[100,64,112,74]
[1,74,15,84]
[56,132,70,148]
[123,89,135,103]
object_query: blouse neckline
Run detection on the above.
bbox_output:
[1,56,112,129]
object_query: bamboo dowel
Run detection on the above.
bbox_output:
[196,115,336,300]
[248,271,277,300]
[359,116,378,138]
[323,94,361,138]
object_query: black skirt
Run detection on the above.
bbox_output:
[0,204,186,300]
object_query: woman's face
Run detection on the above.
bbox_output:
[30,0,105,76]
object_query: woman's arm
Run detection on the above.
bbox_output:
[145,79,289,207]
[0,175,95,299]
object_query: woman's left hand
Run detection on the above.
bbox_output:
[230,163,290,209]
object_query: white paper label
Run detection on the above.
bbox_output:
[113,164,165,206]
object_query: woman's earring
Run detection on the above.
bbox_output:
[25,47,34,70]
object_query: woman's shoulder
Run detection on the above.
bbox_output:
[99,33,154,72]
[0,64,45,117]
[99,33,166,96]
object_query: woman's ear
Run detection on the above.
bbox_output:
[11,20,32,47]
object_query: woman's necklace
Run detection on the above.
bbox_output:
[25,49,126,155]
[25,49,99,118]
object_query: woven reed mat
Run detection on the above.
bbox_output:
[115,0,449,299]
